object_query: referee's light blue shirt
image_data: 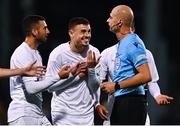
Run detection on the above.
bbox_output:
[113,33,147,97]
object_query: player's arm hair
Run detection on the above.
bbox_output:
[0,68,25,78]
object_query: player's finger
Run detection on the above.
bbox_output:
[92,51,96,61]
[167,96,174,100]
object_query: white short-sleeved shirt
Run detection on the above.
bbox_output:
[46,42,100,125]
[8,42,44,122]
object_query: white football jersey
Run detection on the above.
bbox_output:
[8,42,44,122]
[46,42,100,125]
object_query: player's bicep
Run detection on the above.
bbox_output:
[146,50,159,82]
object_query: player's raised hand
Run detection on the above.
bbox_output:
[87,50,97,68]
[58,65,71,79]
[70,61,87,78]
[23,61,46,77]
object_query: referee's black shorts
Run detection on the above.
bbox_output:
[110,93,147,125]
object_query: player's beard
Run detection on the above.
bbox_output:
[75,41,89,53]
[36,36,48,44]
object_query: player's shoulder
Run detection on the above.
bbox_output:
[54,42,68,50]
[11,42,31,58]
[50,42,68,55]
[13,42,27,52]
[101,44,116,55]
[146,49,151,55]
[145,49,154,59]
[11,42,37,65]
[89,44,100,53]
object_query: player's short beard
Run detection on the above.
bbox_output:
[36,37,47,45]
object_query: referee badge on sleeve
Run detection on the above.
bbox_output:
[136,54,146,61]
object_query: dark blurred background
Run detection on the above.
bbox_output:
[0,0,179,125]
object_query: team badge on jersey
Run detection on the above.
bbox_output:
[63,60,73,66]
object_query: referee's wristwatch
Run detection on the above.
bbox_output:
[114,82,120,91]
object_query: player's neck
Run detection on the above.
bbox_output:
[25,37,38,50]
[69,41,83,53]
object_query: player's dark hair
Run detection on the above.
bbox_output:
[22,15,45,36]
[68,17,90,30]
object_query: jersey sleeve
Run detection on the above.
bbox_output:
[127,42,148,68]
[97,50,109,82]
[22,75,60,94]
[11,47,39,82]
[11,46,60,94]
[146,50,161,98]
[146,50,159,83]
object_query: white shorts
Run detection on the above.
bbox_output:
[9,116,51,126]
[52,111,94,125]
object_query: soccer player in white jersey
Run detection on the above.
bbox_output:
[96,44,174,125]
[46,17,100,125]
[8,15,72,125]
[0,61,45,78]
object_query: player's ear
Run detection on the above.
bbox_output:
[68,30,73,37]
[32,29,38,36]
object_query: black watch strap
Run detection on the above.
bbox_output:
[115,82,120,91]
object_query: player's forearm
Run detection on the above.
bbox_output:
[0,68,24,78]
[24,75,60,94]
[148,82,161,98]
[48,73,80,92]
[88,68,100,92]
[94,87,100,107]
